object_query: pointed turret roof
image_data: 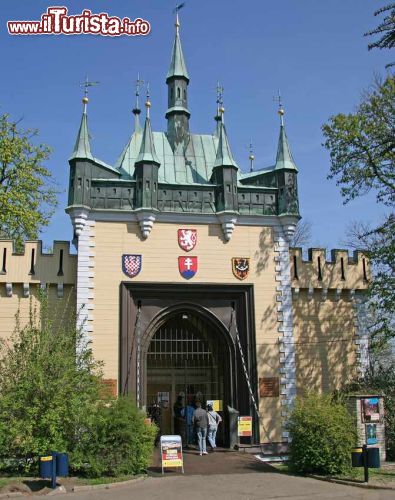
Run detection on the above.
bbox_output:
[213,119,238,169]
[136,102,160,165]
[274,122,298,171]
[70,104,93,161]
[166,15,189,82]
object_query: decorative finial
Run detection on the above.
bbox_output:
[173,3,185,32]
[133,73,144,115]
[273,89,285,126]
[249,139,255,172]
[145,82,151,118]
[80,76,99,113]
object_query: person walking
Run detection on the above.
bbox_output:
[192,401,208,455]
[207,404,222,451]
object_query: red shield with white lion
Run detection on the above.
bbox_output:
[177,229,197,252]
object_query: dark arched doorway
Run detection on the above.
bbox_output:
[145,308,233,446]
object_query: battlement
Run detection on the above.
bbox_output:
[290,247,370,295]
[0,240,77,292]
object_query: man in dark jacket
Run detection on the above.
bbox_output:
[192,401,208,455]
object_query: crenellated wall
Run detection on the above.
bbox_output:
[0,240,77,341]
[289,247,370,394]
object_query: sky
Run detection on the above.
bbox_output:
[0,0,391,251]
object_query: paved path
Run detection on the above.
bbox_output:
[64,472,394,500]
[62,451,394,500]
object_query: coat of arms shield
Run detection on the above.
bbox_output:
[178,256,198,279]
[122,254,142,278]
[232,257,250,280]
[178,229,197,252]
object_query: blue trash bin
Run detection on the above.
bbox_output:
[367,447,380,468]
[56,453,69,477]
[39,453,56,479]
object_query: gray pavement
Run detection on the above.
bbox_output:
[63,472,395,500]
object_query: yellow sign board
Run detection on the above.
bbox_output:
[238,416,253,437]
[40,456,53,462]
[206,399,223,412]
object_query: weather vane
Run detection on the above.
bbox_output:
[249,139,255,172]
[80,76,99,111]
[273,89,285,125]
[134,73,145,111]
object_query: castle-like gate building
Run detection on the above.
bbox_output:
[0,15,370,450]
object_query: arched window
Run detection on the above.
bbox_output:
[177,87,181,98]
[183,89,186,99]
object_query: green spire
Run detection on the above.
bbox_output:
[136,97,160,165]
[213,113,238,169]
[166,13,189,82]
[274,100,298,171]
[70,98,93,161]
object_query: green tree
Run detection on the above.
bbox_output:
[365,3,395,67]
[322,75,395,347]
[0,290,156,476]
[0,114,58,249]
[287,393,357,475]
[0,290,103,472]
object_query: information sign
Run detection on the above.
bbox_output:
[160,435,184,474]
[238,416,253,437]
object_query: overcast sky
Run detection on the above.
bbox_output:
[0,0,391,251]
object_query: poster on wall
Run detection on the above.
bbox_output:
[157,392,169,409]
[206,400,223,412]
[160,435,184,474]
[362,397,380,422]
[238,416,253,437]
[366,423,378,445]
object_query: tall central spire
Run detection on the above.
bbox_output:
[165,7,190,154]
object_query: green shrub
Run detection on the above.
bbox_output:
[0,291,156,476]
[287,392,357,475]
[71,397,156,477]
[0,290,103,473]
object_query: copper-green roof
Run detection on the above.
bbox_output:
[116,130,220,184]
[213,121,239,169]
[136,116,160,164]
[69,111,93,161]
[166,27,189,81]
[275,124,298,171]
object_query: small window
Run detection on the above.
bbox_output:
[242,194,245,201]
[317,256,322,281]
[113,188,117,195]
[177,87,181,98]
[86,179,89,188]
[256,194,259,202]
[340,257,346,280]
[1,248,6,273]
[362,258,368,281]
[29,248,35,275]
[293,255,298,280]
[97,187,100,193]
[78,177,82,187]
[57,249,64,276]
[183,89,186,99]
[171,88,174,99]
[227,184,231,193]
[146,180,150,190]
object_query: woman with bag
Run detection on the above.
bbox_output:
[206,403,222,451]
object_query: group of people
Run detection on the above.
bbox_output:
[191,401,222,455]
[149,395,223,455]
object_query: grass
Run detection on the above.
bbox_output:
[270,463,395,484]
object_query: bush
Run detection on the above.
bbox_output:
[71,397,156,477]
[0,290,156,476]
[287,392,357,475]
[0,290,102,473]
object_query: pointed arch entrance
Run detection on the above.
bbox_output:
[120,283,259,445]
[145,306,233,442]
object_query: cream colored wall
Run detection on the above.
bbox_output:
[293,290,358,393]
[0,240,77,342]
[92,220,282,442]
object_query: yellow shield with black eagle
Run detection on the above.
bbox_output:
[232,257,250,280]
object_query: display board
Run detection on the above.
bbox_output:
[160,435,184,474]
[238,416,253,437]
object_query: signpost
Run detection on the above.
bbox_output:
[238,416,253,437]
[160,435,184,474]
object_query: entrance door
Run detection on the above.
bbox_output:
[146,312,227,444]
